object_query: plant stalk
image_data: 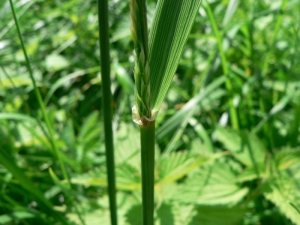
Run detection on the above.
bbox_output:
[97,0,118,225]
[9,0,69,182]
[140,121,155,225]
[205,0,239,130]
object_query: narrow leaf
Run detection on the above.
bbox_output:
[149,0,202,110]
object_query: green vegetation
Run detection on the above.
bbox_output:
[97,0,117,224]
[0,0,300,225]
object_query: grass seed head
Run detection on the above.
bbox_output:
[130,0,151,120]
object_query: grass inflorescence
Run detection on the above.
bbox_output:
[1,0,300,224]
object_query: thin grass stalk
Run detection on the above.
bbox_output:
[9,2,88,223]
[97,0,118,225]
[205,0,239,130]
[258,0,287,150]
[8,0,69,184]
[261,0,287,77]
[130,0,155,224]
[140,122,155,225]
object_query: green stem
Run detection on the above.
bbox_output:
[140,122,155,225]
[258,0,287,150]
[261,0,287,77]
[9,0,69,183]
[97,0,118,225]
[205,0,239,130]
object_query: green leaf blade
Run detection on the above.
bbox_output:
[149,0,202,111]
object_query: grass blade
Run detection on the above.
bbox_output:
[156,76,226,140]
[252,82,300,134]
[204,0,239,129]
[9,0,69,184]
[149,0,202,111]
[0,147,68,224]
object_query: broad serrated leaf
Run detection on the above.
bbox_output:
[68,192,134,225]
[236,164,267,183]
[263,175,300,225]
[125,204,143,225]
[114,122,140,168]
[172,162,248,206]
[157,202,175,225]
[189,205,246,225]
[149,0,202,110]
[116,163,141,190]
[237,148,300,183]
[275,148,300,171]
[71,164,141,191]
[214,126,266,167]
[157,152,224,183]
[171,203,195,225]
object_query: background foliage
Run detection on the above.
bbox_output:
[0,0,300,224]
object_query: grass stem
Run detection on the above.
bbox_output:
[140,122,155,225]
[97,0,118,224]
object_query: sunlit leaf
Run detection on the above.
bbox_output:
[157,152,225,183]
[189,205,246,225]
[149,0,202,111]
[214,126,266,167]
[172,162,248,206]
[263,175,300,225]
[45,54,70,72]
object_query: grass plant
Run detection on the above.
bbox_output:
[8,0,69,183]
[130,0,202,224]
[130,1,156,224]
[1,0,300,224]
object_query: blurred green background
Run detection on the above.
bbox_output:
[0,0,300,224]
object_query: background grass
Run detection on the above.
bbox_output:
[0,0,300,224]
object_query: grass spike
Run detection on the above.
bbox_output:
[130,0,151,120]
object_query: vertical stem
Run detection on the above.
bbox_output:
[97,0,118,225]
[259,0,287,150]
[205,0,239,130]
[140,122,155,225]
[9,0,69,182]
[10,1,86,223]
[261,0,287,78]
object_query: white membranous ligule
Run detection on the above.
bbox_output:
[132,105,158,126]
